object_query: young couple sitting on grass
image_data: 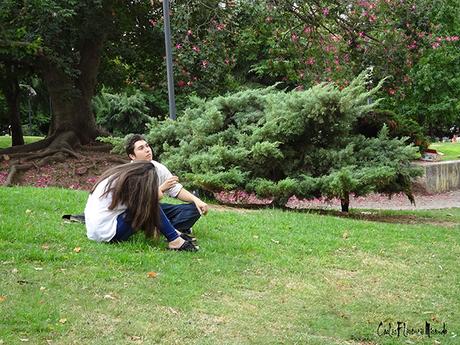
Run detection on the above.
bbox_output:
[84,134,208,252]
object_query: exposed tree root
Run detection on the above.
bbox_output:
[0,131,117,186]
[79,144,113,152]
[4,151,71,186]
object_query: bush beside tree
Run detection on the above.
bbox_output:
[146,70,422,211]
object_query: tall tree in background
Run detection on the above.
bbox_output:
[0,0,163,155]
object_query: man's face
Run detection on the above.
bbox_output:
[129,140,152,161]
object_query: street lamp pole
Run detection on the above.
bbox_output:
[162,0,177,120]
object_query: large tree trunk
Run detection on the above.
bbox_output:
[340,193,350,212]
[39,39,103,146]
[40,64,98,146]
[2,64,24,146]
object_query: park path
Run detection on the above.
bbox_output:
[285,190,460,210]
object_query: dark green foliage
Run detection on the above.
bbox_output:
[399,44,460,137]
[146,70,422,211]
[93,88,151,136]
[355,109,429,150]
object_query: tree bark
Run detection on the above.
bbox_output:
[340,194,350,212]
[39,57,99,146]
[2,64,24,146]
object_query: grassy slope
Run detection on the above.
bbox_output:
[0,187,459,345]
[0,136,43,149]
[429,142,460,161]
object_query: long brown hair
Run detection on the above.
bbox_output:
[91,161,161,238]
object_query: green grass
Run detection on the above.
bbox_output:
[1,187,459,344]
[429,142,460,161]
[0,135,43,149]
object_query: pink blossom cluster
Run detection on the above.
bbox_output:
[86,177,98,185]
[357,1,377,10]
[68,183,81,190]
[34,175,51,188]
[0,171,7,185]
[431,36,459,49]
[214,190,273,205]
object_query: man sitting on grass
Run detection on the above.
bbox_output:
[125,134,208,235]
[64,134,208,243]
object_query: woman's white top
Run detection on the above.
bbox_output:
[84,177,127,242]
[84,160,181,242]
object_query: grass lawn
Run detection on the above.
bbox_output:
[1,187,459,345]
[0,136,43,149]
[429,142,460,161]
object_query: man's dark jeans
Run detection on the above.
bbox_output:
[160,203,201,232]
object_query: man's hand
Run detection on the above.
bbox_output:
[194,199,208,215]
[160,176,179,193]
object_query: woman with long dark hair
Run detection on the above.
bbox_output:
[84,161,198,251]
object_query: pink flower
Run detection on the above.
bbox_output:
[303,26,312,34]
[177,80,186,87]
[322,8,329,16]
[175,43,182,49]
[432,42,441,49]
[201,60,209,68]
[388,88,396,95]
[149,19,157,27]
[306,57,315,65]
[186,30,193,36]
[192,46,200,53]
[291,33,298,42]
[216,23,226,31]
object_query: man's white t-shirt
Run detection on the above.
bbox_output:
[84,160,182,242]
[151,160,183,197]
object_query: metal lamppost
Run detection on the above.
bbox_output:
[19,84,37,129]
[161,0,177,120]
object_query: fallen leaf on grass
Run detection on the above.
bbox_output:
[11,268,18,274]
[59,318,67,324]
[103,294,116,300]
[42,244,50,250]
[40,286,46,291]
[271,239,280,244]
[19,339,29,342]
[34,267,43,271]
[25,209,32,214]
[147,271,157,278]
[342,231,349,240]
[73,247,81,253]
[167,307,179,315]
[0,296,6,302]
[128,335,143,342]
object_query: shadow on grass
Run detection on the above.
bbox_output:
[289,208,459,228]
[210,203,459,228]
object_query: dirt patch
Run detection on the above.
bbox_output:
[298,209,459,228]
[1,149,128,190]
[209,204,258,213]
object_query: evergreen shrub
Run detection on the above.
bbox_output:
[146,70,422,211]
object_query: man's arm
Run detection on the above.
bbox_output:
[176,188,209,215]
